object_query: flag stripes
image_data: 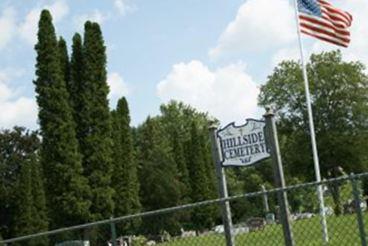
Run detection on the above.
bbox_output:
[298,0,352,47]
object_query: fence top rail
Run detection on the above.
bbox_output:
[1,171,368,244]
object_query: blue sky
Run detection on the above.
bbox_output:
[0,0,367,129]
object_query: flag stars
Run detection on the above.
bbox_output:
[298,0,322,16]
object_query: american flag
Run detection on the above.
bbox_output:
[297,0,352,47]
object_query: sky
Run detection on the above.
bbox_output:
[0,0,367,130]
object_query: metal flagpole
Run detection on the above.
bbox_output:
[292,0,328,243]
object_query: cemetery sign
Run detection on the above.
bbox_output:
[217,119,270,167]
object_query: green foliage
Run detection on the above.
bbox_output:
[58,37,70,89]
[172,131,191,202]
[259,50,368,180]
[187,122,215,231]
[0,128,48,243]
[29,159,49,244]
[13,158,49,246]
[12,160,33,237]
[138,117,182,235]
[34,10,91,228]
[159,101,219,229]
[111,97,141,233]
[287,177,318,213]
[80,21,114,220]
[187,122,209,202]
[69,33,84,131]
[159,101,217,203]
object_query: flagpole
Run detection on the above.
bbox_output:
[292,0,328,243]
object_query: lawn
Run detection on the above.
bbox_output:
[158,213,366,245]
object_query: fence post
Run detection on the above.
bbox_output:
[350,174,367,246]
[209,121,235,246]
[110,217,117,246]
[264,108,294,246]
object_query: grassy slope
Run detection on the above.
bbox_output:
[159,214,365,245]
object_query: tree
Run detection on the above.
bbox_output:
[111,97,141,233]
[12,159,33,239]
[187,122,215,231]
[258,50,368,209]
[172,131,191,202]
[29,158,49,244]
[13,157,48,246]
[80,21,114,220]
[34,10,91,228]
[159,101,213,204]
[58,37,70,89]
[0,127,48,242]
[199,133,217,199]
[137,117,182,235]
[259,50,368,178]
[69,33,84,136]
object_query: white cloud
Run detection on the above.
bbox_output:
[18,0,69,45]
[0,7,16,50]
[335,0,368,65]
[74,10,109,30]
[108,72,130,107]
[157,60,261,124]
[271,46,300,67]
[271,0,368,67]
[0,71,37,129]
[209,0,295,60]
[114,0,135,16]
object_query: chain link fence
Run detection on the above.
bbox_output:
[1,173,368,246]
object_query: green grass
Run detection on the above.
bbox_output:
[158,213,366,245]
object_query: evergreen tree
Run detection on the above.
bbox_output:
[138,117,182,235]
[81,21,114,220]
[58,37,70,89]
[0,127,41,239]
[34,10,91,228]
[69,33,84,131]
[29,158,49,244]
[159,101,210,204]
[187,122,215,231]
[187,122,209,202]
[12,161,33,238]
[13,158,49,246]
[111,97,141,233]
[199,133,217,199]
[172,130,191,202]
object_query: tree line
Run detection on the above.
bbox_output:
[0,10,220,244]
[1,9,368,245]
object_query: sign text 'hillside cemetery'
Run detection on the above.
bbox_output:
[217,119,270,166]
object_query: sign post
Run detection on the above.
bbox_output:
[264,108,294,246]
[209,121,235,246]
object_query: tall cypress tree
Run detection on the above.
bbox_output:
[0,127,44,240]
[69,33,84,130]
[30,158,49,244]
[187,122,209,202]
[13,158,49,246]
[138,117,182,235]
[58,37,70,89]
[13,161,33,239]
[199,133,217,198]
[34,10,91,228]
[172,130,191,203]
[111,97,141,233]
[81,21,114,220]
[187,122,214,231]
